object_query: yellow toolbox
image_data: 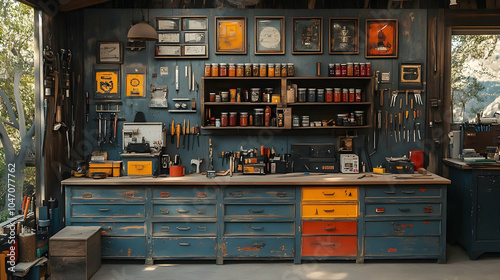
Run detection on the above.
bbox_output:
[88,161,122,178]
[126,160,154,176]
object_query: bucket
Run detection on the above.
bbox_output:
[170,165,185,177]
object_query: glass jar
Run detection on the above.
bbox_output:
[209,92,216,102]
[316,89,325,102]
[252,64,260,77]
[264,106,271,126]
[355,89,362,102]
[274,63,281,77]
[250,88,261,102]
[297,88,307,102]
[229,112,238,126]
[366,62,371,76]
[354,63,360,77]
[211,63,219,77]
[263,88,273,103]
[204,63,211,77]
[210,117,215,126]
[334,88,341,103]
[221,112,228,127]
[228,63,236,77]
[281,63,287,77]
[355,111,365,126]
[307,88,316,102]
[240,112,248,127]
[236,88,242,102]
[341,63,347,77]
[267,64,274,77]
[347,63,354,77]
[215,118,221,127]
[342,88,348,102]
[215,94,221,103]
[254,108,264,126]
[335,63,341,77]
[230,88,237,102]
[287,63,294,77]
[328,64,335,77]
[360,63,366,77]
[260,63,267,77]
[245,63,252,77]
[325,88,333,102]
[336,114,346,126]
[220,91,229,102]
[349,88,355,102]
[219,63,228,77]
[236,63,244,77]
[302,116,310,127]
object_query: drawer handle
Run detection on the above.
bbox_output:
[276,192,287,197]
[160,192,170,198]
[178,242,190,246]
[402,190,415,195]
[98,209,111,212]
[176,227,191,231]
[231,192,243,197]
[398,208,411,212]
[323,226,337,231]
[82,193,92,198]
[251,227,264,230]
[384,191,395,194]
[253,242,265,249]
[124,192,134,197]
[376,208,385,213]
[160,226,170,232]
[160,209,170,215]
[197,209,207,214]
[177,209,190,214]
[312,242,336,247]
[323,209,335,213]
[197,192,207,198]
[197,226,207,232]
[249,209,264,214]
[322,192,335,196]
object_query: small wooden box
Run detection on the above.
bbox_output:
[88,161,122,177]
[49,226,101,280]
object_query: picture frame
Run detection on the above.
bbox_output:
[97,41,123,64]
[155,16,208,59]
[184,32,206,43]
[183,45,206,56]
[157,17,180,31]
[255,16,285,55]
[158,32,181,43]
[182,17,208,31]
[292,17,322,54]
[215,16,247,54]
[329,18,359,54]
[399,63,423,89]
[94,68,120,101]
[365,19,398,58]
[156,45,181,56]
[126,73,146,98]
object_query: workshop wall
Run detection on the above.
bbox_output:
[82,8,427,173]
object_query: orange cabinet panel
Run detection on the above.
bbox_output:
[302,221,357,236]
[301,236,357,257]
[302,187,358,201]
[302,204,358,219]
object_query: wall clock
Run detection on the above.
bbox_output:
[97,41,123,64]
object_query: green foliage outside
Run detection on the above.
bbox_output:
[0,0,35,222]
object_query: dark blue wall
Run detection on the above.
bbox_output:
[83,8,427,173]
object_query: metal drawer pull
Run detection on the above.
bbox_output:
[178,242,190,246]
[323,226,337,231]
[231,192,243,197]
[197,209,207,214]
[398,208,411,212]
[98,209,111,212]
[197,192,207,198]
[253,242,265,248]
[176,227,191,231]
[124,192,134,197]
[82,193,92,198]
[276,192,287,197]
[160,209,170,214]
[312,242,336,247]
[402,190,415,194]
[251,227,264,230]
[323,209,335,212]
[322,192,335,196]
[197,226,207,232]
[177,209,190,213]
[160,226,170,232]
[384,191,395,194]
[249,209,264,214]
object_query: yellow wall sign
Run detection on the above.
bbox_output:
[96,71,118,94]
[126,73,145,97]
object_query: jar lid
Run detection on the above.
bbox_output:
[298,88,307,91]
[329,63,335,66]
[254,108,264,112]
[240,112,248,115]
[237,63,244,66]
[325,88,333,90]
[221,91,229,93]
[265,87,273,90]
[210,92,216,95]
[229,112,238,115]
[220,63,227,66]
[260,63,267,66]
[229,63,235,66]
[221,112,228,115]
[212,63,219,65]
[251,88,261,90]
[360,62,366,65]
[366,62,371,64]
[245,63,252,65]
[288,63,294,65]
[205,63,211,65]
[282,63,287,66]
[317,88,324,92]
[335,63,341,65]
[347,63,353,65]
[334,88,341,90]
[354,111,364,113]
[268,63,274,66]
[308,88,316,91]
[354,62,359,65]
[341,63,347,66]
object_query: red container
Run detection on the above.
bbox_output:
[409,150,424,171]
[170,165,185,177]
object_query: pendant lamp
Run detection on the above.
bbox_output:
[127,21,158,41]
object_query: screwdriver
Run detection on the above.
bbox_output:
[176,123,181,149]
[171,120,175,144]
[196,124,200,147]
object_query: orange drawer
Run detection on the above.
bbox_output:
[302,204,358,219]
[127,161,153,175]
[301,236,357,257]
[302,221,357,236]
[302,187,358,201]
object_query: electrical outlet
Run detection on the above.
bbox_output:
[381,72,390,82]
[160,67,168,76]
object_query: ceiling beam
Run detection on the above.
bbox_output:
[59,0,112,12]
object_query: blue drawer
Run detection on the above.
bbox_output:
[152,187,216,200]
[224,204,295,218]
[152,222,217,236]
[223,237,294,258]
[365,221,441,237]
[70,188,146,200]
[152,237,216,258]
[71,204,145,218]
[365,187,442,198]
[71,222,145,236]
[102,236,146,258]
[365,203,441,217]
[223,187,295,200]
[152,204,216,218]
[364,237,440,256]
[224,222,295,236]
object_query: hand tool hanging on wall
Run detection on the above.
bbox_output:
[175,65,179,92]
[86,92,90,122]
[182,119,186,148]
[385,111,388,148]
[187,119,190,150]
[188,61,192,91]
[171,120,175,144]
[196,124,200,147]
[176,123,181,149]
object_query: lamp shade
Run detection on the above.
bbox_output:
[127,22,158,41]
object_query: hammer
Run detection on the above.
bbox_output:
[191,158,203,174]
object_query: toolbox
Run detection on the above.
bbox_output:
[386,158,414,174]
[291,143,339,173]
[88,161,122,178]
[122,155,159,176]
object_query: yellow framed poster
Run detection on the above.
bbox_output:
[126,73,145,97]
[95,70,120,101]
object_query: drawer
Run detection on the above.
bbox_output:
[365,237,440,256]
[70,188,146,200]
[152,237,216,258]
[224,204,295,218]
[152,187,216,200]
[302,204,357,219]
[224,222,294,236]
[302,187,358,201]
[224,187,295,200]
[152,222,217,236]
[71,204,145,218]
[302,221,357,236]
[365,221,441,237]
[301,236,357,257]
[152,204,216,218]
[126,161,152,176]
[365,203,441,217]
[223,237,294,258]
[71,222,145,236]
[365,187,442,199]
[102,236,146,258]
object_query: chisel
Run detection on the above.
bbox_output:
[176,123,181,149]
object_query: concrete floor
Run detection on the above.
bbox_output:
[92,244,500,280]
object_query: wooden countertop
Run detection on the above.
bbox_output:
[62,172,450,186]
[444,158,500,170]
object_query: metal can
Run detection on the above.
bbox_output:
[307,88,316,102]
[316,88,325,102]
[250,88,261,102]
[297,88,307,102]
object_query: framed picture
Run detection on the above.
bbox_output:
[399,63,423,89]
[292,17,322,54]
[184,45,206,56]
[94,69,120,101]
[184,32,206,43]
[156,45,181,56]
[215,17,247,54]
[329,18,359,54]
[365,19,398,58]
[126,73,146,97]
[158,32,180,43]
[157,17,180,31]
[255,16,285,55]
[182,17,208,31]
[97,42,123,64]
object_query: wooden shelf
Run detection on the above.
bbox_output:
[201,126,283,130]
[292,125,371,129]
[204,102,280,106]
[288,102,371,106]
[287,76,373,80]
[202,77,283,80]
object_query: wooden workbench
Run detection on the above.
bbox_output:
[62,172,450,264]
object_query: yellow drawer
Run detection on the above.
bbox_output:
[127,161,153,175]
[302,187,358,201]
[302,204,358,219]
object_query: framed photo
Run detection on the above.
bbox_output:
[365,19,398,58]
[97,42,122,64]
[157,17,180,31]
[215,17,247,54]
[94,69,120,101]
[158,32,180,43]
[182,17,208,31]
[399,63,423,89]
[184,32,206,43]
[329,18,359,54]
[156,45,181,56]
[183,45,206,56]
[255,16,285,55]
[292,17,322,54]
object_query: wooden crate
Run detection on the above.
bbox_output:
[49,226,101,280]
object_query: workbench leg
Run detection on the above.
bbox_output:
[356,257,365,264]
[216,257,224,265]
[145,258,153,265]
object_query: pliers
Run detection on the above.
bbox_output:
[390,91,398,107]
